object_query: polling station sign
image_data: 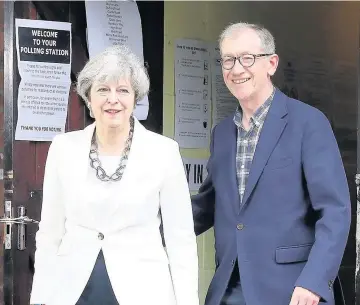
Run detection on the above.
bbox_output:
[15,18,72,82]
[182,157,208,192]
[17,27,71,64]
[15,19,72,141]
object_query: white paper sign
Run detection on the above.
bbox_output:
[15,19,72,141]
[210,44,238,127]
[15,19,72,82]
[15,80,70,141]
[174,39,211,148]
[85,0,149,120]
[182,157,208,192]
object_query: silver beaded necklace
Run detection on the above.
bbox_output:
[89,116,135,182]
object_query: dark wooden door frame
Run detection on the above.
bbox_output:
[3,1,16,304]
[3,3,42,304]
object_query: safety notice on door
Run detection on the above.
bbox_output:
[14,19,72,141]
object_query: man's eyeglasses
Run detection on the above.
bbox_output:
[220,53,273,70]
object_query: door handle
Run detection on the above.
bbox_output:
[0,215,39,224]
[1,204,39,250]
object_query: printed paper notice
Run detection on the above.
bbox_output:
[182,157,208,192]
[210,44,238,127]
[15,19,72,141]
[85,0,149,120]
[16,81,70,141]
[174,39,211,148]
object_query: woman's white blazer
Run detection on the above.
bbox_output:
[30,119,199,305]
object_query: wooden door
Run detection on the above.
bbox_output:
[3,1,163,304]
[3,2,88,304]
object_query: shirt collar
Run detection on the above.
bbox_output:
[233,87,276,128]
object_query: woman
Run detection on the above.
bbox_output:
[30,45,199,305]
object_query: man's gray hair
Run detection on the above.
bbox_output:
[76,45,150,104]
[219,22,276,54]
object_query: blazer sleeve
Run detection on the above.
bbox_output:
[160,141,199,305]
[191,126,216,235]
[30,135,66,304]
[295,110,351,302]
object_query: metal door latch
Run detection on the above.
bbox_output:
[0,215,39,224]
[1,203,39,250]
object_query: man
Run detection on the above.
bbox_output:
[192,22,351,305]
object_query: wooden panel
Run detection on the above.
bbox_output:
[67,85,85,131]
[34,143,49,189]
[12,2,38,304]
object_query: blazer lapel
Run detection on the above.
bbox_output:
[224,118,242,215]
[79,122,96,177]
[105,118,147,214]
[75,120,145,218]
[75,123,96,200]
[115,118,146,184]
[241,91,288,207]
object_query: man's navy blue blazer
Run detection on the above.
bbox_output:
[192,89,351,305]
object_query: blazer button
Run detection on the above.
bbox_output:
[98,232,104,240]
[237,223,244,230]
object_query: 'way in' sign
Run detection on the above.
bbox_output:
[185,163,205,184]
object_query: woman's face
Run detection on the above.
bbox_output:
[88,78,135,130]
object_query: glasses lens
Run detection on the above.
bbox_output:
[221,57,235,69]
[240,55,255,67]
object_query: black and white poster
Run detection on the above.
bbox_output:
[15,19,72,141]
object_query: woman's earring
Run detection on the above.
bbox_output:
[86,102,94,118]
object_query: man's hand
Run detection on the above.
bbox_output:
[289,286,320,305]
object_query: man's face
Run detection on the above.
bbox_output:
[220,29,278,102]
